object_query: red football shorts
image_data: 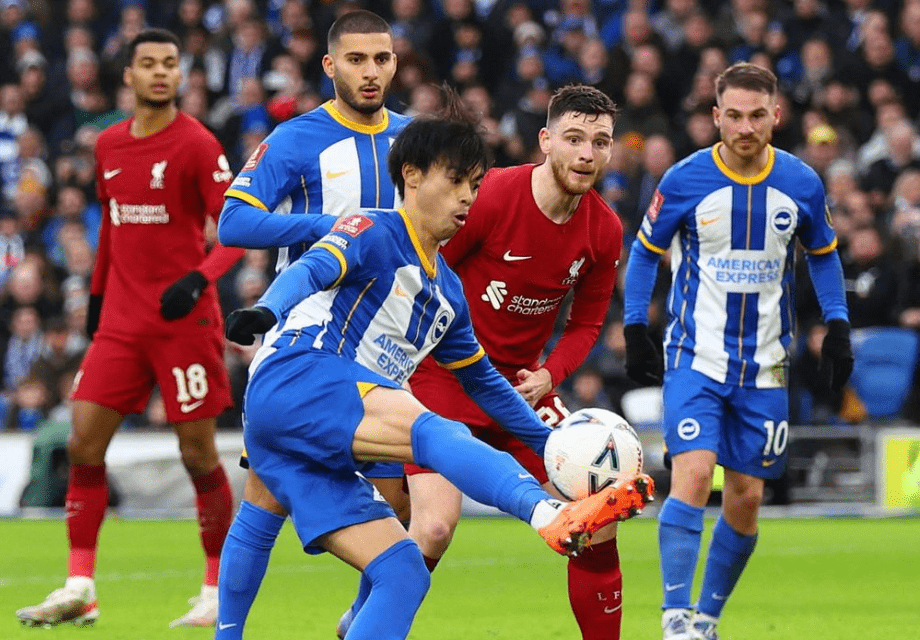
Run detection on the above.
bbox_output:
[405,358,569,482]
[72,329,232,423]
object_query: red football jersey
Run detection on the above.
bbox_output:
[91,112,239,336]
[440,163,623,384]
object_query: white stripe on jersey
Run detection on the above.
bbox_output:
[319,138,362,216]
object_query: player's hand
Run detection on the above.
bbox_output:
[160,270,208,321]
[86,294,103,340]
[624,324,663,385]
[514,368,552,406]
[818,319,854,392]
[225,306,277,345]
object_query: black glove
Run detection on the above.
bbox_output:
[225,306,277,345]
[818,319,854,392]
[86,294,103,340]
[624,323,663,386]
[159,270,208,321]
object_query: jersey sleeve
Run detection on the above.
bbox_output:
[795,169,838,255]
[193,129,234,219]
[257,213,378,317]
[223,125,310,212]
[90,144,112,296]
[635,166,684,255]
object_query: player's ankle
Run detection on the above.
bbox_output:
[529,499,565,529]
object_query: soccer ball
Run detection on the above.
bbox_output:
[543,408,644,501]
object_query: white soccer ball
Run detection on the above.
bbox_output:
[543,408,644,501]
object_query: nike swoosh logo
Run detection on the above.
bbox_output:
[700,217,720,226]
[603,605,623,614]
[326,169,352,179]
[762,459,778,467]
[711,593,727,601]
[665,583,685,592]
[518,473,532,479]
[180,400,205,413]
[103,169,122,179]
[217,622,237,630]
[502,251,532,262]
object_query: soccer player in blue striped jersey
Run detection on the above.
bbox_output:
[623,63,853,640]
[223,101,653,640]
[214,11,411,638]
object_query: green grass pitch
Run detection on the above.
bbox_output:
[2,515,918,638]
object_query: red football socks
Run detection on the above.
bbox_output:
[567,537,623,640]
[66,464,108,578]
[192,465,233,586]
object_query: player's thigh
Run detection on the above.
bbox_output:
[72,333,156,416]
[353,385,428,463]
[406,473,463,532]
[147,330,231,424]
[243,468,288,516]
[723,386,790,480]
[322,516,412,572]
[662,368,726,456]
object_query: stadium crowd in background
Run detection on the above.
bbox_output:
[1,0,920,435]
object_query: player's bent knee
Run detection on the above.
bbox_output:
[244,471,287,516]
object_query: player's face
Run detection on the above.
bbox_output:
[124,42,181,108]
[323,32,396,116]
[540,111,614,196]
[413,162,484,243]
[713,86,779,163]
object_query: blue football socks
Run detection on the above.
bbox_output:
[215,501,285,639]
[697,515,757,618]
[346,539,430,640]
[658,497,705,610]
[410,411,550,522]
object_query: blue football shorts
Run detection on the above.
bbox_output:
[662,368,790,479]
[244,345,404,553]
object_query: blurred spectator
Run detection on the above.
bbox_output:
[616,71,670,142]
[562,365,614,412]
[801,123,844,182]
[789,37,835,110]
[895,1,920,84]
[673,104,718,158]
[652,0,699,53]
[4,304,43,390]
[5,373,50,430]
[860,120,920,211]
[841,224,899,328]
[1,82,28,202]
[27,315,82,408]
[0,206,25,286]
[179,26,226,97]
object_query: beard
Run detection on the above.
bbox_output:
[137,96,174,109]
[334,77,387,115]
[549,154,595,196]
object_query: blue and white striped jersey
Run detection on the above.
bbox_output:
[632,144,838,388]
[255,209,485,385]
[223,101,410,271]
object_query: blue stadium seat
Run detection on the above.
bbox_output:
[849,327,920,420]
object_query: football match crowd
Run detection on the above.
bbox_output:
[1,0,919,432]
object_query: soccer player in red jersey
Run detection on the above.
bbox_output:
[401,85,629,640]
[15,29,244,629]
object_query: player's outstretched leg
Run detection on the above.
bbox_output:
[15,576,99,628]
[539,475,655,556]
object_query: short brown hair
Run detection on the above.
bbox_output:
[715,62,777,98]
[546,84,617,128]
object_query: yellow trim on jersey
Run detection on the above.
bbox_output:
[314,242,348,288]
[241,446,248,457]
[225,189,269,210]
[711,143,775,185]
[323,101,390,135]
[439,347,485,370]
[806,237,839,255]
[397,208,436,277]
[637,230,667,255]
[357,381,378,397]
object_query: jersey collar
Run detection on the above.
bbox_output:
[711,143,774,185]
[397,208,436,278]
[323,101,390,135]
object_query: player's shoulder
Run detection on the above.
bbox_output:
[172,112,220,144]
[96,118,131,146]
[481,164,531,189]
[386,109,412,132]
[658,147,720,197]
[770,146,824,193]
